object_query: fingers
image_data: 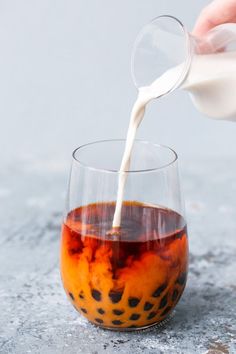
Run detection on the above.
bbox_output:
[193,0,236,37]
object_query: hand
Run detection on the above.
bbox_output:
[193,0,236,36]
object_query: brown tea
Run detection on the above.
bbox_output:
[60,201,188,329]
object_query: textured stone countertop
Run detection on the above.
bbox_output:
[0,157,236,354]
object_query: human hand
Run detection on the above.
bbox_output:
[193,0,236,36]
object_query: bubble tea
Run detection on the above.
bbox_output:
[61,200,188,330]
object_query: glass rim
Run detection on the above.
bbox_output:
[72,139,178,174]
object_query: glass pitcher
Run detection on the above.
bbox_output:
[131,15,236,120]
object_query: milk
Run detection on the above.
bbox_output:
[183,51,236,120]
[112,51,236,228]
[112,65,184,228]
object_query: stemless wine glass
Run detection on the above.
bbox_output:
[60,140,188,331]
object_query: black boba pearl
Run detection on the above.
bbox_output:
[144,302,154,311]
[113,309,124,316]
[159,294,168,309]
[80,308,87,314]
[172,289,179,302]
[79,291,84,299]
[161,306,172,317]
[91,289,102,301]
[97,308,105,315]
[147,312,156,320]
[152,283,167,297]
[69,292,74,301]
[128,297,140,307]
[112,320,123,325]
[129,313,140,321]
[109,290,123,303]
[95,318,104,324]
[176,272,187,286]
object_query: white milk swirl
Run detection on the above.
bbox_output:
[112,51,236,228]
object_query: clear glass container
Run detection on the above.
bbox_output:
[131,15,236,120]
[60,140,189,331]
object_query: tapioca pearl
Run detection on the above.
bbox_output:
[112,320,123,325]
[144,302,154,311]
[109,290,123,303]
[97,308,105,315]
[172,289,179,302]
[129,313,140,321]
[161,306,172,317]
[80,308,87,314]
[69,292,75,301]
[95,318,104,324]
[147,312,157,320]
[159,294,168,309]
[128,297,140,307]
[79,291,85,300]
[152,283,167,298]
[91,289,102,301]
[113,309,124,316]
[176,272,187,286]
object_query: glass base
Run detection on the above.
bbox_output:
[90,310,175,332]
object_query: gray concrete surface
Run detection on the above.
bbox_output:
[0,157,235,354]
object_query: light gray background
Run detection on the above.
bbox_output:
[0,0,235,165]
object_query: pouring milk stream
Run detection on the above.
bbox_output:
[112,19,236,228]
